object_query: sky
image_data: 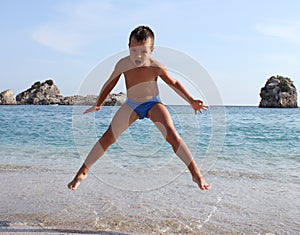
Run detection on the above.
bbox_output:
[1,0,300,105]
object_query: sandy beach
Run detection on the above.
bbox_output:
[1,225,127,235]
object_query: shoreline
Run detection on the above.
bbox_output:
[0,165,298,235]
[0,106,299,234]
[0,225,127,235]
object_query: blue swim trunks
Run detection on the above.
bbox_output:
[126,95,161,119]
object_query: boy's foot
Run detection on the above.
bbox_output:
[193,175,211,190]
[68,172,88,190]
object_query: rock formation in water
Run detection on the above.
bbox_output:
[0,89,17,105]
[16,80,62,105]
[0,80,126,106]
[259,75,298,108]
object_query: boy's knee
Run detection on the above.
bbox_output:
[166,131,181,147]
[154,121,181,147]
[102,128,117,145]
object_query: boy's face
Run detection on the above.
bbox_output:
[129,37,153,67]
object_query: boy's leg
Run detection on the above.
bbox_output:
[68,104,138,190]
[148,103,211,190]
[84,104,138,168]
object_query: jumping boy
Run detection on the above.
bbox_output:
[68,26,211,191]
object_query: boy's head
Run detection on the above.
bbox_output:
[128,25,155,49]
[128,26,155,67]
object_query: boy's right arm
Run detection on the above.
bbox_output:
[83,61,123,114]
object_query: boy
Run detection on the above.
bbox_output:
[68,26,211,191]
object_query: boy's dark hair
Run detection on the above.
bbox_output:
[129,25,155,47]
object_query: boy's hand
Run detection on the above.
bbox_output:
[191,100,208,114]
[83,106,101,114]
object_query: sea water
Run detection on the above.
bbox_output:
[0,105,299,234]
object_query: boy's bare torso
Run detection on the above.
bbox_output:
[116,56,163,102]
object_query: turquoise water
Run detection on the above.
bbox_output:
[0,105,299,234]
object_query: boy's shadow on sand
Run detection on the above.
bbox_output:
[0,221,128,235]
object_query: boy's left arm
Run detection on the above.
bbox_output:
[159,68,208,113]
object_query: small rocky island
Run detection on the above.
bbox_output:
[0,79,126,106]
[259,75,298,108]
